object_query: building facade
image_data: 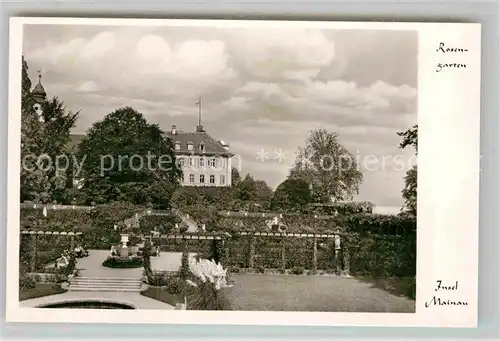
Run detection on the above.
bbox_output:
[166,124,233,187]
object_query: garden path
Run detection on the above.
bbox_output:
[76,250,143,278]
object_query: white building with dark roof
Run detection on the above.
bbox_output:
[166,123,233,187]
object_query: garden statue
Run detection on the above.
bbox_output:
[334,234,341,250]
[273,216,279,226]
[120,234,129,248]
[42,206,47,217]
[201,224,206,232]
[110,245,118,257]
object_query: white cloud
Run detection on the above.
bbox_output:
[77,80,99,92]
[230,29,335,80]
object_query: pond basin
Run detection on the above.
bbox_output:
[39,300,135,309]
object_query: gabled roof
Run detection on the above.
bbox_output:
[166,130,233,156]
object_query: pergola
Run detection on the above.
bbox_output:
[20,230,83,272]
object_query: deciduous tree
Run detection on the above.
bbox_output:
[290,129,363,203]
[398,125,418,215]
[77,106,181,208]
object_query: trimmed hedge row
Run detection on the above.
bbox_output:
[103,256,143,268]
[138,214,181,235]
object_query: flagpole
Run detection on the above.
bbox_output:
[198,97,202,126]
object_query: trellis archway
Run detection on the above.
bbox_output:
[20,230,83,272]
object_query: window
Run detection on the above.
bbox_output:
[199,157,205,167]
[189,157,194,167]
[199,143,205,152]
[177,157,185,168]
[210,174,215,184]
[220,175,225,185]
[175,142,180,150]
[187,142,193,151]
[199,174,205,183]
[209,158,216,167]
[181,172,184,182]
[189,174,195,183]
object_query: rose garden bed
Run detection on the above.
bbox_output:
[102,256,143,268]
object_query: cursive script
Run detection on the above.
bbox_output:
[425,280,468,308]
[435,280,458,291]
[436,42,469,53]
[425,296,468,307]
[435,42,468,72]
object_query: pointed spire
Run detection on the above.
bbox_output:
[32,68,46,103]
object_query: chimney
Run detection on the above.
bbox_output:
[171,124,177,135]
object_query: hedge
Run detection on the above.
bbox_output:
[102,256,143,268]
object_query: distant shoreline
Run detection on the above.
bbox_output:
[373,206,401,215]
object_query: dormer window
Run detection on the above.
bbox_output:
[187,141,193,151]
[175,141,180,150]
[199,142,205,153]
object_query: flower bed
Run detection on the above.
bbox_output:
[102,256,143,268]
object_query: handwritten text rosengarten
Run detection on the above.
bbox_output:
[436,42,468,72]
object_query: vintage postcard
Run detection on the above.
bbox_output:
[6,18,480,327]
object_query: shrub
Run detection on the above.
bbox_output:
[19,274,36,290]
[149,272,169,287]
[102,256,143,268]
[256,265,265,274]
[188,282,231,310]
[406,276,416,300]
[65,254,76,275]
[229,266,240,274]
[165,277,185,295]
[179,251,190,280]
[291,266,305,275]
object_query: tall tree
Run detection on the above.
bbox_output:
[398,125,418,215]
[290,129,363,203]
[77,107,181,208]
[20,57,78,203]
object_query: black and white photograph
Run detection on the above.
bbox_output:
[6,18,480,327]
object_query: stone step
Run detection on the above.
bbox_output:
[72,279,142,284]
[68,286,141,292]
[70,282,141,288]
[69,283,141,288]
[75,277,141,281]
[68,276,143,292]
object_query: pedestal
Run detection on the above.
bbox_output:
[120,246,129,258]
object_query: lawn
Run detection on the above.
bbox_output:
[19,283,67,301]
[223,274,415,313]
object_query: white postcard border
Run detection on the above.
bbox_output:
[6,17,481,327]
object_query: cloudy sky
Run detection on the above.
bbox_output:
[23,24,418,210]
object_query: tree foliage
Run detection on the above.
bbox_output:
[20,56,78,203]
[290,129,363,203]
[231,167,241,186]
[77,107,181,208]
[271,178,312,211]
[398,125,418,215]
